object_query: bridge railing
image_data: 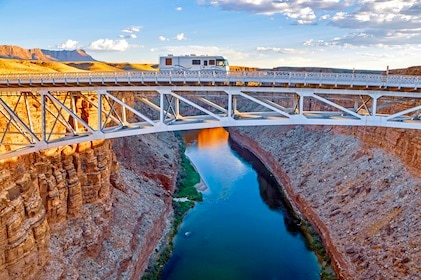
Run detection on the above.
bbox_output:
[0,70,420,89]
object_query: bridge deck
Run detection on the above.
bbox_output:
[0,71,420,160]
[0,71,420,91]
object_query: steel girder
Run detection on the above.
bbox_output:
[1,86,421,160]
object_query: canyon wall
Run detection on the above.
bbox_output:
[0,140,119,279]
[0,131,180,279]
[334,126,421,175]
[229,125,420,280]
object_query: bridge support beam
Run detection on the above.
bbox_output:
[1,85,421,160]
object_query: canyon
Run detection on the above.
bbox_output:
[0,54,420,278]
[0,114,420,279]
[229,125,420,279]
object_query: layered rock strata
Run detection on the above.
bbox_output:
[0,131,180,279]
[0,140,119,279]
[229,126,420,280]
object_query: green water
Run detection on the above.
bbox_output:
[162,129,321,280]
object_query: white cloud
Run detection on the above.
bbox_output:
[331,11,347,21]
[120,25,142,40]
[304,33,366,47]
[87,39,129,51]
[357,52,394,60]
[329,0,420,30]
[198,0,421,48]
[158,33,187,42]
[174,33,187,40]
[56,39,79,50]
[55,26,143,55]
[198,0,349,25]
[122,26,143,33]
[291,7,316,25]
[256,46,308,54]
[319,14,331,21]
[305,28,421,47]
[119,34,137,39]
[176,7,182,11]
[198,0,421,28]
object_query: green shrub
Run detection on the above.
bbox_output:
[142,134,203,280]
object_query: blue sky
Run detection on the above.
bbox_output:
[0,0,420,70]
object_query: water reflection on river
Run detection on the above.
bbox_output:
[162,128,320,280]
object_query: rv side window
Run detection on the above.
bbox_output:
[216,59,226,66]
[209,60,215,65]
[165,58,172,65]
[204,61,208,66]
[192,59,201,65]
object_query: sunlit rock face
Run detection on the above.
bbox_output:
[0,45,95,61]
[0,140,118,279]
[0,130,180,279]
[229,125,420,280]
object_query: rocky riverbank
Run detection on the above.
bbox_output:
[229,126,420,280]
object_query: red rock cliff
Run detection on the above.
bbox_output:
[0,130,180,279]
[0,140,119,279]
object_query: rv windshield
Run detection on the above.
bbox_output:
[216,59,229,67]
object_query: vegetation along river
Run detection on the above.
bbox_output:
[162,128,321,280]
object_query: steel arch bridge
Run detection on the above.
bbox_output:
[0,70,421,160]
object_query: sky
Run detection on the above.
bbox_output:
[0,0,420,70]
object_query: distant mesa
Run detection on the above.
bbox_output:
[41,49,96,62]
[0,45,96,62]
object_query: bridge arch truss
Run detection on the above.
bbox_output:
[1,71,421,160]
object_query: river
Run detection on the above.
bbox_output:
[162,128,321,280]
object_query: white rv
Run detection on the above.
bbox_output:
[159,55,229,72]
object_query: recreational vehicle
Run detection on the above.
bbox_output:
[159,55,229,72]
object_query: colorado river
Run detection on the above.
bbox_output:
[162,128,321,280]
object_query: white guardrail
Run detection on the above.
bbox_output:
[0,71,420,89]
